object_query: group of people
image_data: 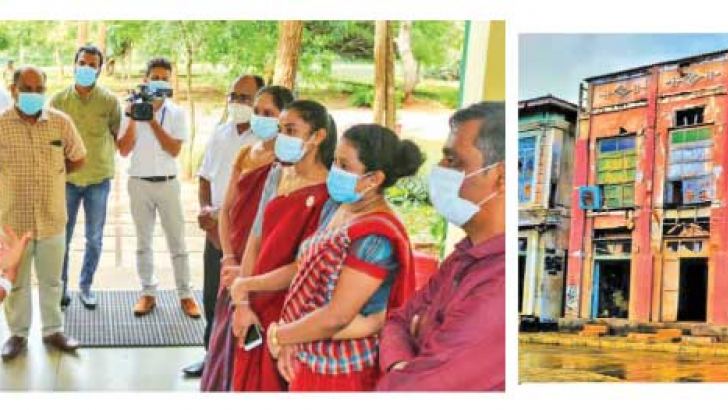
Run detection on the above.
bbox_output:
[0,44,505,391]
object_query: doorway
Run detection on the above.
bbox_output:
[677,257,708,322]
[593,260,631,319]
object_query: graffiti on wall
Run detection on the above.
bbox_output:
[565,284,579,313]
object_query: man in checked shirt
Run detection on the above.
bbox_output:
[0,66,87,361]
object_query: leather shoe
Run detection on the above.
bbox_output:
[134,295,156,317]
[182,360,205,378]
[1,336,27,361]
[42,332,79,353]
[181,297,201,319]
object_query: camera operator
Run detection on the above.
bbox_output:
[117,57,200,319]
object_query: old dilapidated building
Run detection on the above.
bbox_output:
[518,96,577,324]
[566,49,728,326]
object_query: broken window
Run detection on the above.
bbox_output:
[596,135,636,209]
[675,106,705,127]
[665,127,713,206]
[518,135,537,204]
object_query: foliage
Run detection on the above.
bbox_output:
[386,175,447,254]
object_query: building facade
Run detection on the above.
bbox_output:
[518,96,577,324]
[566,49,728,326]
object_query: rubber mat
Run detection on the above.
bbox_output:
[63,290,205,347]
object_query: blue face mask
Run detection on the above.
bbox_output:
[327,165,370,204]
[428,163,500,227]
[17,92,45,116]
[147,80,172,97]
[74,66,98,87]
[275,133,306,163]
[250,114,279,141]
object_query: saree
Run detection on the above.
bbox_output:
[280,212,415,392]
[230,179,330,391]
[200,162,273,391]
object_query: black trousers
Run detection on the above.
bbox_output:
[203,239,222,349]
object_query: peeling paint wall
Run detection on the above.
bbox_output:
[519,103,577,322]
[567,52,728,325]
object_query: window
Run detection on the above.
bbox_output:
[518,135,537,204]
[596,136,636,209]
[666,127,712,206]
[675,106,705,127]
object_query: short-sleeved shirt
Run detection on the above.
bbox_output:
[315,199,398,315]
[0,107,87,239]
[50,84,121,186]
[120,99,188,177]
[197,122,256,209]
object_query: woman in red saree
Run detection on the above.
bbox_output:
[226,100,339,391]
[200,86,293,391]
[237,124,424,391]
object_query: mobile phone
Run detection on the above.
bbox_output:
[244,324,263,351]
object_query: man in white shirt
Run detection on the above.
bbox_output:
[117,57,200,318]
[182,74,264,378]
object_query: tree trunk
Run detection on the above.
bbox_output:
[273,21,304,89]
[373,21,396,130]
[54,49,64,80]
[76,21,89,47]
[97,21,107,55]
[396,21,419,105]
[124,44,132,81]
[186,50,196,178]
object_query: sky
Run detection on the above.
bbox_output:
[519,34,728,104]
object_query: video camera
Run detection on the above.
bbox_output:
[126,83,174,121]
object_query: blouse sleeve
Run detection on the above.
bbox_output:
[347,235,399,315]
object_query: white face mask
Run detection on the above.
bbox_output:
[228,103,253,125]
[428,162,500,227]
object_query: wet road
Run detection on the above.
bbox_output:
[520,343,728,382]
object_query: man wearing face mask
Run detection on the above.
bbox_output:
[117,57,200,318]
[51,45,122,310]
[376,101,505,391]
[0,66,87,360]
[181,74,264,378]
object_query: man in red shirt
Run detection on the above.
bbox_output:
[377,101,505,391]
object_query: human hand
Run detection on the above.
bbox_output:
[276,344,298,383]
[232,304,260,347]
[0,226,31,282]
[222,264,243,290]
[197,207,216,231]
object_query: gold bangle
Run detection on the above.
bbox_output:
[270,322,280,347]
[231,299,249,307]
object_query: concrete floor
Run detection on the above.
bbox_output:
[0,167,207,391]
[0,293,204,391]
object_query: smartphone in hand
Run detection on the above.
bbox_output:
[244,324,264,351]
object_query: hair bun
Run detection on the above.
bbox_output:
[393,139,425,179]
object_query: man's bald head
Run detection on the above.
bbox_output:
[229,74,265,107]
[10,66,47,101]
[13,66,47,88]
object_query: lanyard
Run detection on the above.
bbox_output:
[159,106,167,127]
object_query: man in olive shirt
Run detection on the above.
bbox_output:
[51,45,121,309]
[0,66,86,361]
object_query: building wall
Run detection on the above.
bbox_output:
[566,53,728,325]
[519,109,575,322]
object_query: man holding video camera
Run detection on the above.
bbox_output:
[117,57,200,319]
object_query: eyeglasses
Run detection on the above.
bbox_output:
[228,93,253,104]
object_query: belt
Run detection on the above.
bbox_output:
[135,175,176,182]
